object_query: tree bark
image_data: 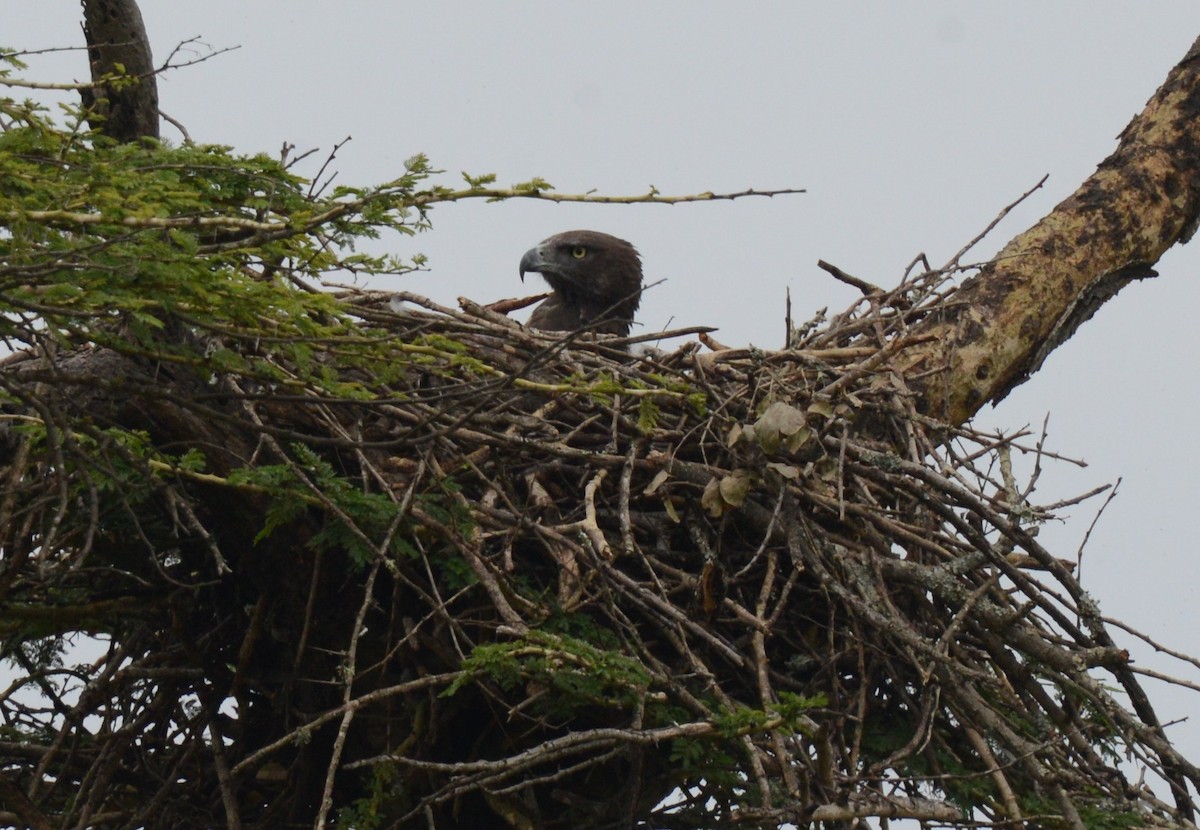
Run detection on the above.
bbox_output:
[905,34,1200,426]
[80,0,159,141]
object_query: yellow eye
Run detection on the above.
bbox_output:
[571,246,587,259]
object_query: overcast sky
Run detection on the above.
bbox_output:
[9,0,1200,785]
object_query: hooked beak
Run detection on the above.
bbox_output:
[519,244,547,283]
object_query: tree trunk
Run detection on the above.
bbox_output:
[906,34,1200,425]
[80,0,159,141]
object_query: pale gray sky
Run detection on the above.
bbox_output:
[9,0,1200,780]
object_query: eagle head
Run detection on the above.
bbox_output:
[518,230,642,337]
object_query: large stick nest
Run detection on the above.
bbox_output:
[1,266,1197,829]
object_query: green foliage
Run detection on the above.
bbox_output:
[0,89,487,578]
[226,457,313,545]
[0,94,435,379]
[227,444,473,570]
[448,629,651,716]
[1075,802,1146,830]
[772,690,827,724]
[637,396,660,431]
[336,762,403,830]
[875,720,1000,820]
[668,736,741,790]
[1,632,67,673]
[649,693,831,820]
[660,691,825,825]
[460,171,496,188]
[511,176,553,194]
[539,611,623,649]
[0,49,29,71]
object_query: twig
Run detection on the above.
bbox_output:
[943,174,1049,269]
[817,259,882,296]
[314,558,383,829]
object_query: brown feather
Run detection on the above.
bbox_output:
[518,230,642,338]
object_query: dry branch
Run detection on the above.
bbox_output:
[904,35,1200,425]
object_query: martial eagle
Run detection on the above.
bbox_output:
[518,230,643,338]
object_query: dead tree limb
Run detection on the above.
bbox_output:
[905,34,1200,426]
[80,0,159,141]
